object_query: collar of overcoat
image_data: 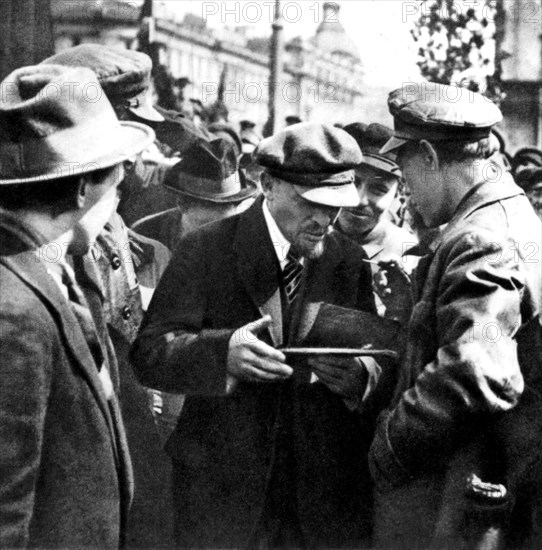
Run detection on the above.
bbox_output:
[0,210,129,478]
[429,173,525,254]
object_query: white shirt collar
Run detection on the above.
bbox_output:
[262,199,292,270]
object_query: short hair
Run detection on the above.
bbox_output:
[430,136,497,164]
[0,166,117,216]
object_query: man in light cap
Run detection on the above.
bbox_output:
[0,64,154,548]
[132,123,391,548]
[369,83,542,548]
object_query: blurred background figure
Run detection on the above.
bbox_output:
[517,167,542,220]
[133,138,258,252]
[512,147,542,180]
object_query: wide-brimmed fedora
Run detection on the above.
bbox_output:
[0,64,154,185]
[163,138,258,203]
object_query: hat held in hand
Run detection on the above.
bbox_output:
[0,64,154,184]
[164,138,258,203]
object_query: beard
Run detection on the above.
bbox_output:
[305,239,325,260]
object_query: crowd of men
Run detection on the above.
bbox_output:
[1,44,541,550]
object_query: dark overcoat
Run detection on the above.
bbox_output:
[131,197,389,548]
[369,177,542,548]
[0,212,132,549]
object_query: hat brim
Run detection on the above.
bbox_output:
[379,136,410,155]
[0,121,155,185]
[293,182,360,208]
[128,103,165,123]
[167,174,259,204]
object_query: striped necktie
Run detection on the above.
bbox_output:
[283,249,304,305]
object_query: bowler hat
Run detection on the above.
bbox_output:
[0,65,154,184]
[41,44,164,122]
[163,139,258,203]
[255,123,361,208]
[381,83,503,154]
[344,122,401,177]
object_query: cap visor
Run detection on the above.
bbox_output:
[293,182,360,208]
[129,104,165,123]
[380,136,409,155]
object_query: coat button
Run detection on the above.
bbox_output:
[111,255,122,270]
[121,306,132,320]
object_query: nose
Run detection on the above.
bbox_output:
[312,205,341,228]
[357,186,370,207]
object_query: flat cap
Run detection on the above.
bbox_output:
[255,122,362,208]
[381,83,503,154]
[344,122,401,176]
[41,44,164,122]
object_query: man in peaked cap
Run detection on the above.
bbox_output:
[131,123,391,548]
[0,64,154,548]
[338,123,418,318]
[369,83,542,548]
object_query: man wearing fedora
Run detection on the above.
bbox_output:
[132,123,389,548]
[40,44,178,548]
[368,84,542,548]
[133,138,258,252]
[0,64,153,548]
[40,43,210,225]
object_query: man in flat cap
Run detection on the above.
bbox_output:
[0,64,153,548]
[338,122,418,318]
[131,123,391,548]
[369,83,542,548]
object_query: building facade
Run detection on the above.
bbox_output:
[52,1,364,131]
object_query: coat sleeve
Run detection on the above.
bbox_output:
[0,308,53,548]
[130,234,235,395]
[370,229,526,488]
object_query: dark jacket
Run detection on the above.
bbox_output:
[74,213,175,549]
[131,207,183,252]
[369,177,542,548]
[0,211,132,549]
[131,197,386,548]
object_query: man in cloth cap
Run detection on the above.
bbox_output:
[369,83,542,549]
[0,64,153,548]
[337,122,418,319]
[131,123,390,548]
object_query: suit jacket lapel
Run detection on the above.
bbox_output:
[233,197,283,345]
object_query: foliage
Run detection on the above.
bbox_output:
[411,0,505,103]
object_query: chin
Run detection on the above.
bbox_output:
[304,239,325,260]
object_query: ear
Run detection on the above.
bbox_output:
[75,177,87,210]
[260,172,275,201]
[419,139,439,171]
